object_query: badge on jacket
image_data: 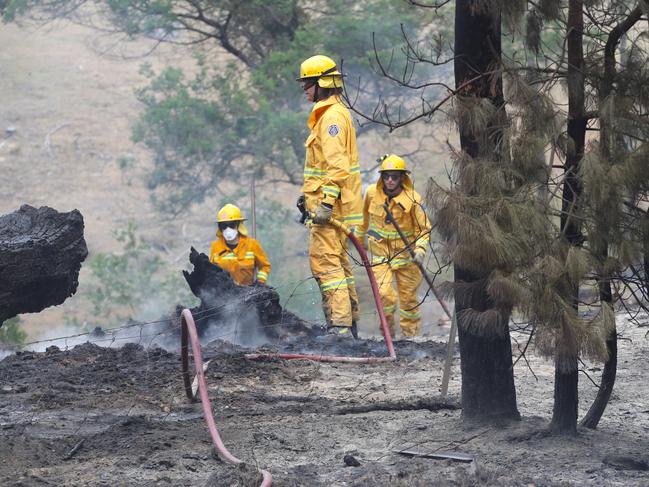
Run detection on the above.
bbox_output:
[328,124,340,136]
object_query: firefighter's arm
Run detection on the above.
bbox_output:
[253,240,271,284]
[319,112,351,206]
[355,185,374,241]
[209,241,218,264]
[412,195,431,253]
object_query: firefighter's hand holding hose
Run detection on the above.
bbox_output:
[312,202,333,224]
[296,196,334,226]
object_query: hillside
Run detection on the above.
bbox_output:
[0,20,452,341]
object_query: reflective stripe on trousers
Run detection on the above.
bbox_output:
[373,261,423,336]
[309,223,359,327]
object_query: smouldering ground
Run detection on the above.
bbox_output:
[1,314,649,486]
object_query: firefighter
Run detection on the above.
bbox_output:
[356,155,431,337]
[296,55,362,337]
[209,203,271,286]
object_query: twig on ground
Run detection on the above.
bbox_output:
[44,122,71,158]
[63,438,85,460]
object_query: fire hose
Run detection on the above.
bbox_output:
[179,216,399,486]
[245,216,396,363]
[180,308,273,487]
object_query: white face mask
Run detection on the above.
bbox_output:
[222,227,239,242]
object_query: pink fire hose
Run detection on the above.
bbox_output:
[181,308,273,487]
[245,217,396,363]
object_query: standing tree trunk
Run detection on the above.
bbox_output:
[551,0,586,435]
[580,5,641,429]
[580,271,616,428]
[0,205,88,326]
[453,0,520,422]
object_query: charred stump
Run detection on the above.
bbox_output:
[0,205,88,326]
[181,247,320,342]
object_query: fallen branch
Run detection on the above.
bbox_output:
[336,397,459,415]
[63,438,85,460]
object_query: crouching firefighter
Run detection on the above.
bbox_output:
[296,54,362,338]
[209,204,271,286]
[356,155,431,337]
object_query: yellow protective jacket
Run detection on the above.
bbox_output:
[357,175,431,268]
[209,235,271,285]
[302,95,363,226]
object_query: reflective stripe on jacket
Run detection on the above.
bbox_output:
[302,96,363,226]
[209,235,271,285]
[356,175,431,263]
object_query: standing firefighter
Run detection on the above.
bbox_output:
[296,55,362,338]
[209,203,271,286]
[357,155,431,337]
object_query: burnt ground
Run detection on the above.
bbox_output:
[1,318,649,486]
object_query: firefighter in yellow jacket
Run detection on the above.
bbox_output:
[356,155,431,337]
[209,204,271,286]
[296,55,362,337]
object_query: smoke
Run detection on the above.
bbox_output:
[200,303,269,348]
[21,320,174,354]
[194,286,270,349]
[0,348,14,361]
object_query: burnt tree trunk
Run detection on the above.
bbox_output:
[580,271,616,429]
[181,247,320,342]
[0,205,88,325]
[580,6,641,429]
[551,0,586,436]
[454,0,520,422]
[644,220,649,298]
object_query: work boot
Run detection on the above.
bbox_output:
[325,326,353,338]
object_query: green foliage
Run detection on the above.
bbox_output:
[125,0,435,212]
[85,222,197,325]
[0,316,27,346]
[1,0,26,22]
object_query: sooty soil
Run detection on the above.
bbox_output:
[1,319,649,486]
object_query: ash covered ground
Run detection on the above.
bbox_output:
[1,316,649,486]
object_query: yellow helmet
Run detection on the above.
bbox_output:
[217,203,246,223]
[378,154,410,173]
[297,55,343,89]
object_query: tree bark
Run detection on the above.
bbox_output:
[454,0,520,423]
[579,6,641,429]
[0,205,88,325]
[551,0,586,436]
[455,269,520,422]
[580,277,616,429]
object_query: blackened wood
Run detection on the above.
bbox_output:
[0,205,87,325]
[581,7,643,429]
[181,247,319,340]
[551,0,586,436]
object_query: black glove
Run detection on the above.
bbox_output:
[296,194,306,224]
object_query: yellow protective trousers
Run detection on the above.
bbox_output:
[309,223,360,328]
[373,261,422,337]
